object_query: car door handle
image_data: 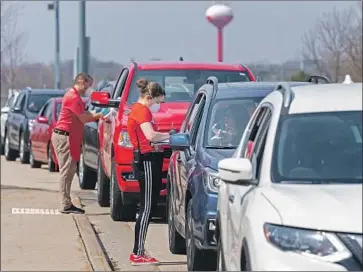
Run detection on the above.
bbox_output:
[228,195,234,203]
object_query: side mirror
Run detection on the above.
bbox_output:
[36,116,49,124]
[12,106,22,113]
[170,133,190,151]
[218,158,255,185]
[91,91,120,108]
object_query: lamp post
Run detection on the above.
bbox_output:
[47,1,61,89]
[205,4,233,62]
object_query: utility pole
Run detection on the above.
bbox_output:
[79,1,87,74]
[48,1,61,89]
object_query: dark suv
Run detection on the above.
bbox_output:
[4,88,64,163]
[167,79,312,271]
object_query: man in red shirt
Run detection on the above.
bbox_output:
[52,73,103,214]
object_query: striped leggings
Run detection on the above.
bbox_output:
[132,152,163,256]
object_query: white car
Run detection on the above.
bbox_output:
[215,82,362,271]
[1,90,20,154]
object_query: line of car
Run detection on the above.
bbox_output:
[1,60,361,271]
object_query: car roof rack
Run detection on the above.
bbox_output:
[274,82,294,108]
[305,75,331,84]
[207,76,219,98]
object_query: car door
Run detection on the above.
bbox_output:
[9,92,26,147]
[42,101,54,160]
[177,94,207,225]
[102,69,129,175]
[172,94,202,217]
[38,102,52,161]
[31,104,47,160]
[227,105,272,269]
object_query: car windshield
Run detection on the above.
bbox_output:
[204,98,262,148]
[272,111,362,184]
[27,94,61,113]
[127,69,251,104]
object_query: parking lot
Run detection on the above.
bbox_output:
[1,156,186,271]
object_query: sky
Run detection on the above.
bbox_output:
[11,1,354,65]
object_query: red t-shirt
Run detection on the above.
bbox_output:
[55,88,85,161]
[127,103,157,154]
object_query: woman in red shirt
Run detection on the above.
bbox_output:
[127,78,170,265]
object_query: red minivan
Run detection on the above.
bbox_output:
[90,61,256,222]
[29,96,89,172]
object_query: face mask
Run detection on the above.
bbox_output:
[149,103,160,113]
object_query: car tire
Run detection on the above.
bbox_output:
[0,135,4,155]
[186,200,216,271]
[29,143,41,168]
[216,232,226,271]
[167,178,186,254]
[19,133,30,164]
[78,151,97,189]
[47,145,57,172]
[97,155,110,207]
[4,132,17,161]
[110,158,136,221]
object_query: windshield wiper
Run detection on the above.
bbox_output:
[205,146,237,149]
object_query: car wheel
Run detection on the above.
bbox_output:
[186,200,216,271]
[47,145,57,172]
[4,133,17,161]
[0,134,4,155]
[167,177,186,254]
[97,155,110,207]
[29,143,41,168]
[78,151,97,189]
[19,133,30,164]
[216,232,226,271]
[110,158,136,221]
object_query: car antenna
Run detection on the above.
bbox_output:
[179,56,183,61]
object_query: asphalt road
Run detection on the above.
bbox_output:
[1,156,187,271]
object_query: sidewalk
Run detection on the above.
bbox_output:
[1,186,92,271]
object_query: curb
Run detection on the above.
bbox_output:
[72,195,113,271]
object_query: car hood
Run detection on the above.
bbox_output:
[261,184,362,233]
[200,148,235,171]
[151,102,190,132]
[1,106,9,113]
[123,102,189,132]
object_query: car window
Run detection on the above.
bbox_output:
[55,103,62,120]
[113,69,129,99]
[14,93,25,109]
[27,94,61,113]
[272,110,362,183]
[127,69,251,104]
[189,96,206,148]
[44,103,53,120]
[182,93,204,134]
[205,98,261,148]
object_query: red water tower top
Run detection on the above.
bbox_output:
[206,4,233,29]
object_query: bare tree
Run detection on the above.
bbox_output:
[302,5,358,82]
[1,2,27,91]
[342,2,362,81]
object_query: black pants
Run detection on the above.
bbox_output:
[132,152,163,256]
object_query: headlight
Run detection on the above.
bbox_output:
[28,119,35,131]
[204,168,221,193]
[264,223,352,263]
[118,131,133,147]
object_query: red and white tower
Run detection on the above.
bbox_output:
[205,3,233,62]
